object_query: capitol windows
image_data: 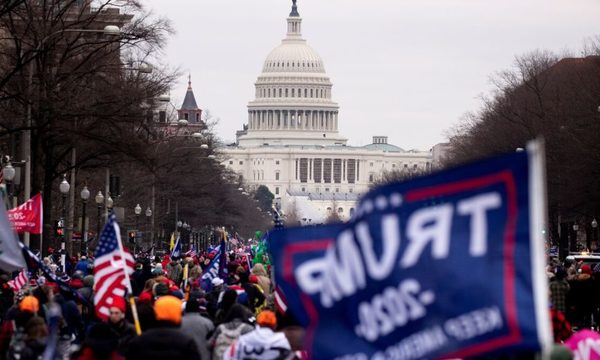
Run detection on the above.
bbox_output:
[333,159,342,183]
[369,173,375,183]
[268,88,271,97]
[350,208,355,217]
[299,158,308,183]
[323,159,332,183]
[239,161,244,165]
[304,89,307,97]
[335,188,340,193]
[370,162,374,167]
[229,161,234,165]
[338,207,343,214]
[325,188,330,192]
[346,159,356,184]
[279,88,282,97]
[302,187,306,192]
[275,172,280,181]
[292,89,295,97]
[285,89,289,97]
[184,112,189,120]
[314,158,322,183]
[275,187,280,195]
[310,89,313,98]
[275,160,280,165]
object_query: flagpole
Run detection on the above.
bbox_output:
[114,219,142,335]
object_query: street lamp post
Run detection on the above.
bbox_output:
[59,176,70,271]
[134,204,141,253]
[95,191,104,241]
[592,218,598,251]
[80,186,90,256]
[145,206,152,249]
[2,161,16,208]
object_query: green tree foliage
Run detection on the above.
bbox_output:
[254,185,274,213]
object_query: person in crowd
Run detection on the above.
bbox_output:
[166,258,183,286]
[7,316,48,360]
[251,263,272,298]
[209,303,255,360]
[137,279,156,304]
[0,274,14,320]
[3,296,40,357]
[106,297,135,355]
[225,310,292,360]
[568,264,597,328]
[239,272,265,314]
[77,275,96,326]
[126,295,200,359]
[75,256,92,276]
[550,267,570,315]
[206,277,226,319]
[180,297,214,360]
[131,259,152,297]
[73,322,123,360]
[214,289,239,326]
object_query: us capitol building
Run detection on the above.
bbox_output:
[220,1,434,223]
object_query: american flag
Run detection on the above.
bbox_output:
[8,269,28,291]
[93,213,134,321]
[184,244,197,258]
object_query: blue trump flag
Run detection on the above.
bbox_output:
[170,235,181,258]
[268,141,551,359]
[200,235,228,290]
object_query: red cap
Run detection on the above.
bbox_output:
[110,296,127,313]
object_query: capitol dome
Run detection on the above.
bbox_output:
[262,42,325,74]
[238,0,347,147]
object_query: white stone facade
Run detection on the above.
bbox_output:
[221,2,432,223]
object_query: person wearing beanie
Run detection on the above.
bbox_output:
[181,297,214,360]
[107,296,135,356]
[19,296,39,314]
[224,310,292,360]
[570,263,597,328]
[126,295,200,360]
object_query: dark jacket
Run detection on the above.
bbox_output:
[125,321,200,360]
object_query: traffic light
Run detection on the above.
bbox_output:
[128,231,136,244]
[55,220,64,237]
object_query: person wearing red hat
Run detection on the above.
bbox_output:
[107,296,135,356]
[570,263,597,328]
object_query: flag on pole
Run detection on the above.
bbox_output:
[171,235,181,258]
[8,269,28,291]
[0,194,26,272]
[169,233,175,251]
[93,213,135,321]
[7,193,43,234]
[184,244,197,258]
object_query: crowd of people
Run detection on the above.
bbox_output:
[0,246,305,360]
[2,242,600,359]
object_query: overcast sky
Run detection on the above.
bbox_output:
[142,0,599,150]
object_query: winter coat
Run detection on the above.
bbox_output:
[180,313,214,360]
[225,327,292,360]
[125,321,200,360]
[209,319,254,360]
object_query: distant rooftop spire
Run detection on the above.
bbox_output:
[289,0,299,17]
[180,74,199,110]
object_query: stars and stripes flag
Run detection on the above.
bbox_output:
[8,269,28,291]
[93,213,135,321]
[184,244,197,258]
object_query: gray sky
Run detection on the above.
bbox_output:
[142,0,599,150]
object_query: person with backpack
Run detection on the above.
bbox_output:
[225,310,293,360]
[209,304,255,360]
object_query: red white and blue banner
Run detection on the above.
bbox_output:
[268,142,551,359]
